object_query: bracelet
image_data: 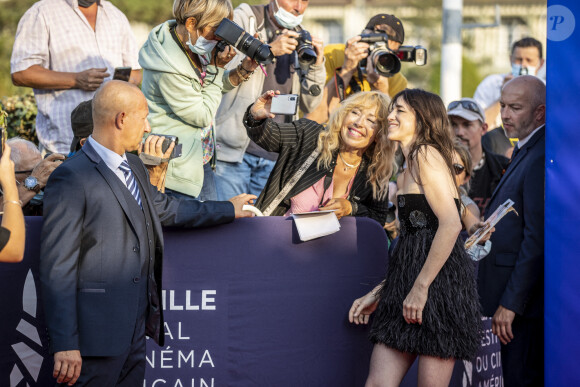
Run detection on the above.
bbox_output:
[235,65,252,82]
[240,64,255,74]
[3,200,23,207]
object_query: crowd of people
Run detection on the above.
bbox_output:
[1,0,546,385]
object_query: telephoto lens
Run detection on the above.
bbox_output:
[296,30,317,65]
[215,18,274,64]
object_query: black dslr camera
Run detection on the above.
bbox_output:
[215,18,274,64]
[295,30,317,65]
[359,33,427,77]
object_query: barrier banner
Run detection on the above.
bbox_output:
[546,1,580,385]
[1,217,499,386]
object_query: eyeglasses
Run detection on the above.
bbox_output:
[448,100,485,120]
[453,163,466,175]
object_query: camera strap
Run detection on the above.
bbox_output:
[262,148,320,216]
[334,67,363,102]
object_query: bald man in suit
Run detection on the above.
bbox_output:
[478,75,546,386]
[40,81,255,386]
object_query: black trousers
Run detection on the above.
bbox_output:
[59,314,147,387]
[501,316,544,387]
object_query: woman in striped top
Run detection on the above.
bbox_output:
[243,90,395,224]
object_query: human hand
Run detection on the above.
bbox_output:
[349,291,379,325]
[32,153,65,188]
[318,198,352,219]
[468,221,495,243]
[74,68,109,91]
[250,90,279,120]
[142,135,175,159]
[53,350,82,386]
[492,305,516,345]
[402,283,428,324]
[228,193,258,218]
[366,62,389,93]
[0,145,16,189]
[269,29,299,56]
[342,35,369,74]
[215,45,238,68]
[311,35,324,66]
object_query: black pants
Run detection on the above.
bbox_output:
[60,315,146,387]
[501,316,543,387]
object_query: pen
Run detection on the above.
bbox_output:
[259,64,268,76]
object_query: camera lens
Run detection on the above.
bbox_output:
[296,30,317,65]
[215,18,274,64]
[376,53,401,75]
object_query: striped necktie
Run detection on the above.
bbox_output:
[119,160,142,208]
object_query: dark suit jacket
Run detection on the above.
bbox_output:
[478,126,545,318]
[244,113,389,224]
[40,141,235,356]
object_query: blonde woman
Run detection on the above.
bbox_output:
[139,0,259,200]
[244,90,395,224]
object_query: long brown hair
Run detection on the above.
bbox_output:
[317,91,395,200]
[390,89,457,191]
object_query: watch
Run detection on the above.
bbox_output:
[23,176,41,193]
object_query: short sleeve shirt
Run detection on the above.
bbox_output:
[10,0,140,154]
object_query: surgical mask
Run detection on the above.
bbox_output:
[77,0,97,7]
[511,63,538,77]
[187,33,217,56]
[273,0,303,29]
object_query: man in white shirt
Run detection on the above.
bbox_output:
[10,0,141,154]
[473,37,545,129]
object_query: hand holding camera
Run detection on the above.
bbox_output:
[343,35,370,74]
[270,29,300,56]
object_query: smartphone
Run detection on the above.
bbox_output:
[270,94,299,115]
[113,67,132,82]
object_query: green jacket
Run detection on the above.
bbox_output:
[139,20,234,197]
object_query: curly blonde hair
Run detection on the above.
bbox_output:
[316,91,395,200]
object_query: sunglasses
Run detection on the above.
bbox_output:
[453,163,466,175]
[448,100,485,120]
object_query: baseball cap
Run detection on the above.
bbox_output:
[447,98,486,123]
[70,99,93,153]
[365,14,405,44]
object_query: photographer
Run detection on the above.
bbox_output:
[139,0,260,201]
[213,0,326,200]
[307,14,409,124]
[0,145,25,263]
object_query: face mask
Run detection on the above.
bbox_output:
[511,63,538,77]
[273,0,303,29]
[77,0,97,8]
[187,32,217,56]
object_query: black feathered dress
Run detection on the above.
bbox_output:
[369,194,481,360]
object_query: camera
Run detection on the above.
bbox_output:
[295,30,317,65]
[148,134,182,160]
[359,33,428,77]
[215,18,274,64]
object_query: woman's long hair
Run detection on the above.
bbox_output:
[390,89,458,191]
[316,91,395,200]
[453,138,473,196]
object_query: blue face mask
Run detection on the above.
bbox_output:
[511,63,538,77]
[273,0,303,29]
[187,32,217,56]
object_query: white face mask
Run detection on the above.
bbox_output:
[273,0,303,29]
[511,63,538,77]
[187,32,217,56]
